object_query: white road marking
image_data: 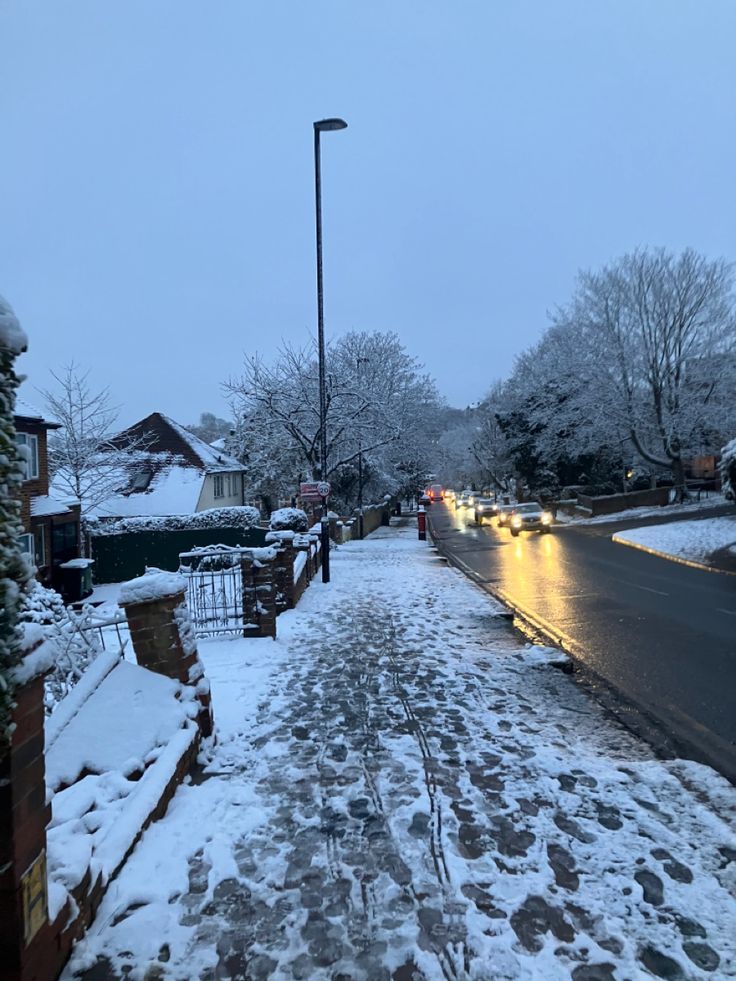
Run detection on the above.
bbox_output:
[615,578,669,596]
[633,584,669,596]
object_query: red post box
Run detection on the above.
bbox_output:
[417,506,427,541]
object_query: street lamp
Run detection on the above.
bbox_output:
[356,356,370,539]
[313,117,347,583]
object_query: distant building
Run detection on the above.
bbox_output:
[14,396,81,590]
[89,411,247,518]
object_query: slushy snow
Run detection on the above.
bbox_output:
[64,524,736,980]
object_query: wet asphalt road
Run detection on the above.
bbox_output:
[427,502,736,783]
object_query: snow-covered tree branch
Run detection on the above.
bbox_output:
[225,331,441,505]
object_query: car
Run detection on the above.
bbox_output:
[509,502,553,536]
[445,489,456,504]
[496,504,516,527]
[428,483,445,503]
[419,491,432,506]
[455,491,472,509]
[474,498,498,525]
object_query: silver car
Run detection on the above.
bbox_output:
[509,503,553,536]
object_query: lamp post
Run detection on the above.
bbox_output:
[356,356,370,539]
[314,117,347,583]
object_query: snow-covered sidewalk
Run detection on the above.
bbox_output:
[613,515,736,571]
[65,525,735,980]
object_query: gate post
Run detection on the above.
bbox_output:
[253,559,277,639]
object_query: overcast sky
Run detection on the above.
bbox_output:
[1,1,735,428]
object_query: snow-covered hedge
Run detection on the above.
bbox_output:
[19,581,103,715]
[87,506,262,536]
[721,438,736,503]
[269,507,309,532]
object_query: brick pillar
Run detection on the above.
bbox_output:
[253,560,277,639]
[119,583,213,738]
[274,541,295,611]
[0,664,53,980]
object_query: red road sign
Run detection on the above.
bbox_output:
[300,481,330,501]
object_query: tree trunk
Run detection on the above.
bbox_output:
[671,457,687,502]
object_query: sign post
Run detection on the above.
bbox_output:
[318,482,331,584]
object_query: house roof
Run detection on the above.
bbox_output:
[30,494,75,518]
[14,395,61,429]
[109,412,243,473]
[85,465,206,519]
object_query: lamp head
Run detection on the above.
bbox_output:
[314,118,348,132]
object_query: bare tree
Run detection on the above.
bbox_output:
[41,364,151,517]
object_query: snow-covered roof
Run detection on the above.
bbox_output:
[15,394,61,428]
[85,464,205,519]
[30,494,76,518]
[110,412,242,474]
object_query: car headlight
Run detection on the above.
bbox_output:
[511,516,522,527]
[541,512,552,524]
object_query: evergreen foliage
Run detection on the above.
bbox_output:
[0,296,31,755]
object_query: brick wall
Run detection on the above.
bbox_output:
[15,421,51,534]
[120,587,213,737]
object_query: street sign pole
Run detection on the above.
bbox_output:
[320,494,330,583]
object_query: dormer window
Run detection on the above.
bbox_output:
[16,433,39,480]
[127,468,153,493]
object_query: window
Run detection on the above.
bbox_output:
[19,533,34,555]
[16,433,39,480]
[213,474,224,499]
[35,525,46,566]
[127,468,153,492]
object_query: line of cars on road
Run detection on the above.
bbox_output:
[456,492,554,536]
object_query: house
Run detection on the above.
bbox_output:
[14,396,81,590]
[89,412,247,518]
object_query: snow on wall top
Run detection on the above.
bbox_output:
[45,659,190,791]
[119,570,186,606]
[0,294,28,354]
[11,624,59,685]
